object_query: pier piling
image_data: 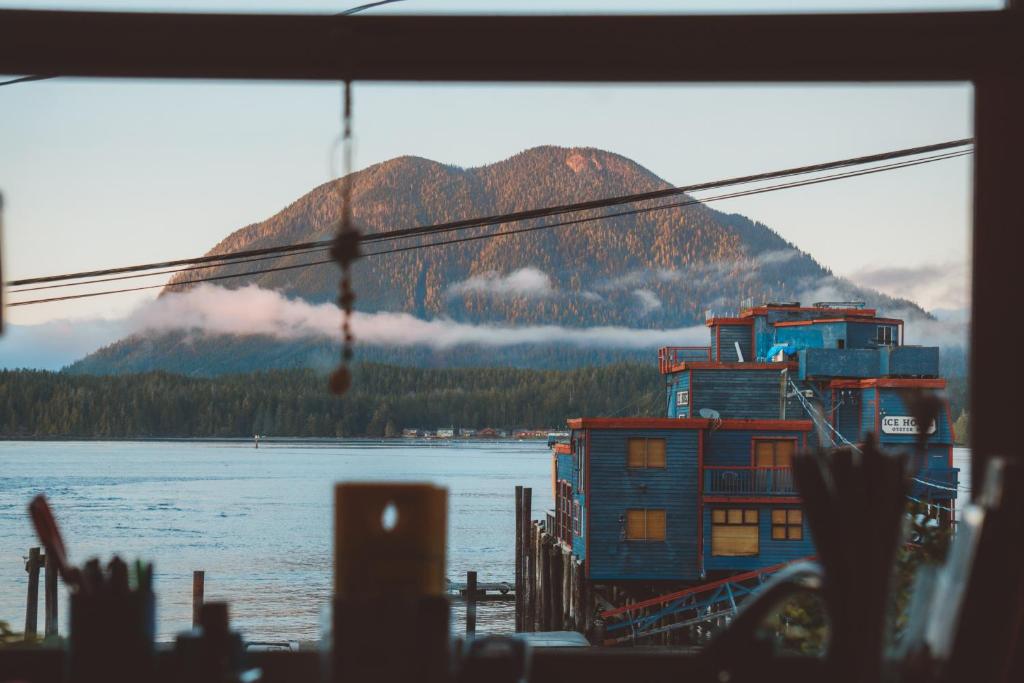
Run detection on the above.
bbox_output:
[43,550,57,637]
[522,488,533,632]
[24,546,41,639]
[514,485,523,631]
[466,571,477,637]
[192,570,205,628]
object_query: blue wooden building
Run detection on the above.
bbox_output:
[551,302,958,585]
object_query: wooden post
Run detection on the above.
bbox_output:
[548,540,561,631]
[536,533,545,631]
[565,548,573,634]
[514,485,523,632]
[43,550,57,637]
[24,547,40,639]
[574,560,585,633]
[192,570,205,628]
[539,535,551,631]
[522,488,533,632]
[466,570,477,637]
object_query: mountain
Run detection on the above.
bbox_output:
[71,146,927,376]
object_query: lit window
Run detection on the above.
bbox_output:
[627,438,667,468]
[625,509,666,541]
[711,508,759,556]
[771,509,803,540]
[754,439,795,468]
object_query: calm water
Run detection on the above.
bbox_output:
[0,441,971,643]
[0,439,553,641]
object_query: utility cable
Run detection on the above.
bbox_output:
[8,148,969,294]
[6,139,973,288]
[5,148,971,307]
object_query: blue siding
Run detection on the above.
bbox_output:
[703,429,806,467]
[556,453,574,485]
[912,444,958,501]
[702,504,816,573]
[886,346,940,377]
[773,325,825,350]
[799,348,878,379]
[877,389,952,445]
[587,429,700,581]
[775,322,848,351]
[693,369,785,420]
[848,321,895,348]
[717,324,753,362]
[753,316,772,360]
[861,387,878,436]
[833,388,861,443]
[667,371,691,418]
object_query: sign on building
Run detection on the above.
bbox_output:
[881,415,937,435]
[676,390,689,407]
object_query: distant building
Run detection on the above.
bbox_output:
[459,428,477,438]
[436,427,455,439]
[401,428,420,438]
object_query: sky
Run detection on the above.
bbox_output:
[0,0,986,366]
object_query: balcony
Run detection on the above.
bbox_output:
[658,346,712,374]
[704,466,797,496]
[910,467,960,501]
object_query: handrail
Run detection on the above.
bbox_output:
[658,346,713,373]
[601,556,816,618]
[704,466,797,495]
[704,465,794,470]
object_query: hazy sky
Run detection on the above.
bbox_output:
[2,0,984,334]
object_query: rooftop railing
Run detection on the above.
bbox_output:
[658,346,712,373]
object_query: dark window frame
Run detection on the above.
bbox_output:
[0,4,1016,501]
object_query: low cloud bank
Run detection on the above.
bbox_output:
[0,284,711,369]
[2,273,972,372]
[133,284,706,349]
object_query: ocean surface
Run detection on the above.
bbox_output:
[0,441,971,643]
[0,439,553,642]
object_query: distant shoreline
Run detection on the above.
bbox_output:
[0,436,549,444]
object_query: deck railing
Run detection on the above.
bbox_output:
[704,466,797,496]
[658,346,713,373]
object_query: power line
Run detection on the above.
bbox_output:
[9,246,331,293]
[7,148,970,295]
[6,138,973,288]
[341,0,409,12]
[4,148,971,307]
[0,74,54,87]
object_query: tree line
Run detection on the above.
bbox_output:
[0,364,663,438]
[0,363,968,442]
